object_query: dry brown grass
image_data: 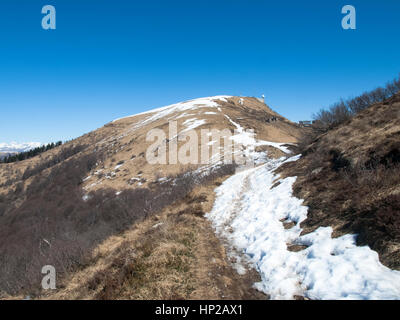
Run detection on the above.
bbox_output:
[0,96,302,198]
[38,178,266,300]
[0,95,299,299]
[279,93,400,269]
[0,153,236,296]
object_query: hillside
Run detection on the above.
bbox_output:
[202,93,400,299]
[0,97,300,195]
[2,94,400,300]
[0,96,303,298]
[280,93,400,269]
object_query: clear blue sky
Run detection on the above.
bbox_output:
[1,0,399,143]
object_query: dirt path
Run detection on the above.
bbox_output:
[33,176,267,300]
[188,177,267,299]
[189,209,267,300]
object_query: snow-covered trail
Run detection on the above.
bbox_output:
[206,156,400,300]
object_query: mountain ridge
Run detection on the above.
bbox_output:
[0,96,303,298]
[1,94,400,300]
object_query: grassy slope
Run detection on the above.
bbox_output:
[280,93,400,269]
[2,96,300,298]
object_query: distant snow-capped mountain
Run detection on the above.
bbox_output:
[0,142,42,153]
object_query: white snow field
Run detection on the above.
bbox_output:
[206,156,400,300]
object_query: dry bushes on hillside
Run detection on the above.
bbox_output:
[313,75,400,130]
[22,144,88,180]
[0,148,236,296]
[283,139,400,269]
[281,90,400,269]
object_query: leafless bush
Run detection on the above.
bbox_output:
[313,74,400,130]
[295,130,320,156]
[22,144,88,180]
[0,158,235,295]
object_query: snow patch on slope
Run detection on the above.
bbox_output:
[206,156,400,300]
[224,114,291,154]
[182,118,206,131]
[112,96,231,124]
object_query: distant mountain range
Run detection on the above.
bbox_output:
[0,142,42,154]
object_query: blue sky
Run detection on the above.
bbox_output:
[0,0,399,143]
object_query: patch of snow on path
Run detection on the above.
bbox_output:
[206,156,400,300]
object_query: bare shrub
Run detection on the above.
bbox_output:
[313,74,400,130]
[0,158,235,295]
[329,149,351,172]
[22,144,88,180]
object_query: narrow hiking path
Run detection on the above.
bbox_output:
[206,158,305,299]
[206,156,400,300]
[35,175,267,301]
